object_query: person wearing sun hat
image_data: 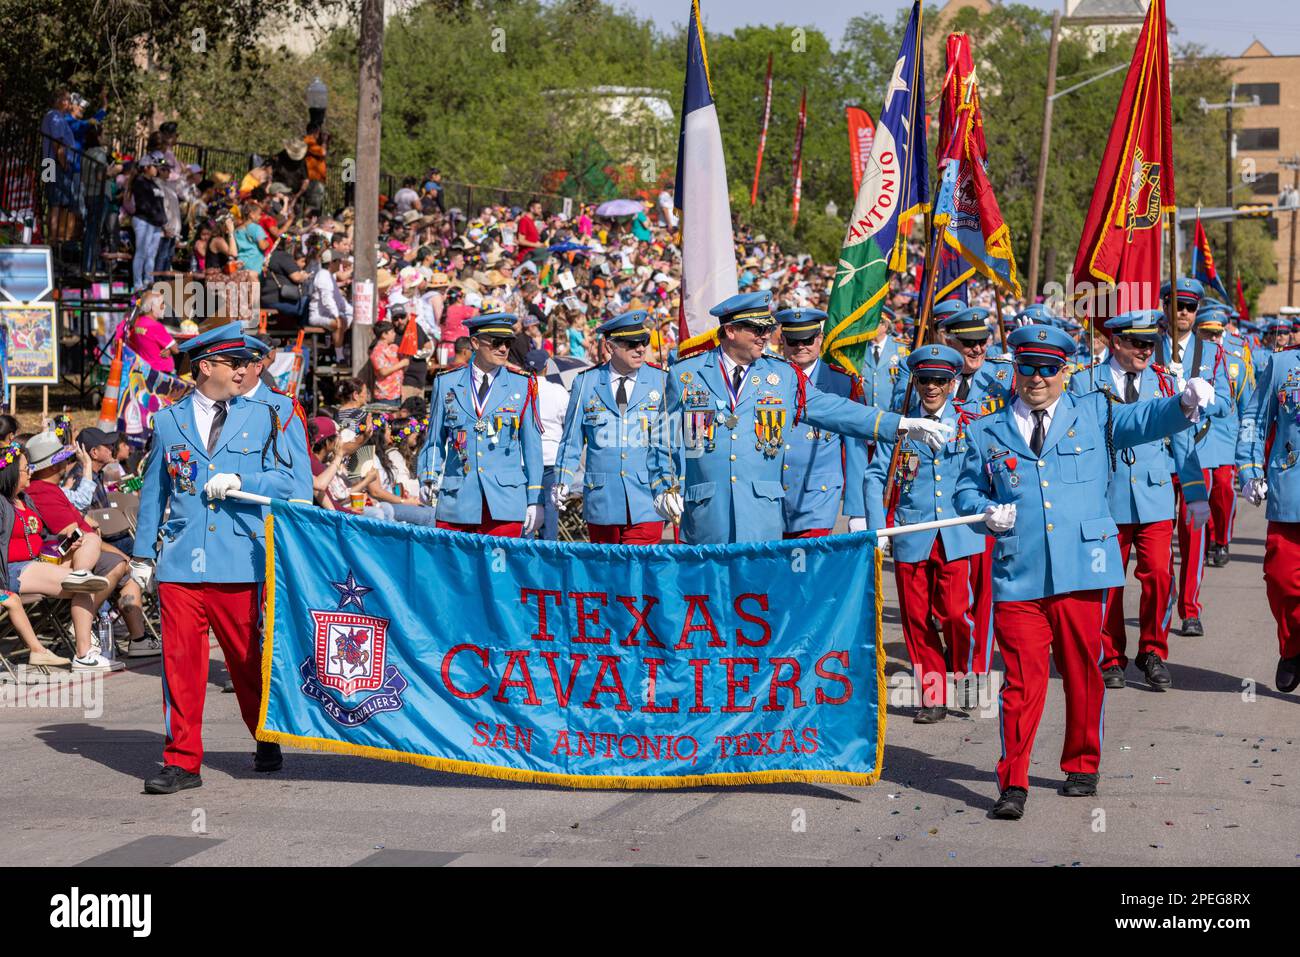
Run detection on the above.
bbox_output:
[130,320,298,795]
[955,322,1218,819]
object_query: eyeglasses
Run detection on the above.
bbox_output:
[1116,336,1155,351]
[1016,362,1064,379]
[207,356,251,370]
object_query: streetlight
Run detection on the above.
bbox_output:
[307,77,328,129]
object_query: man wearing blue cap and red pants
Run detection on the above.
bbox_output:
[130,321,297,793]
[956,323,1217,819]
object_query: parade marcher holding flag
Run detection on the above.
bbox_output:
[866,344,986,722]
[552,311,669,545]
[773,308,868,538]
[1069,310,1208,692]
[823,0,928,377]
[955,324,1217,820]
[130,322,297,794]
[418,314,544,538]
[651,291,953,545]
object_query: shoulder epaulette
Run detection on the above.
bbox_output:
[269,385,309,434]
[644,361,665,371]
[436,362,467,377]
[505,362,535,378]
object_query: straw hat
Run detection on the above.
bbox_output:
[376,269,396,293]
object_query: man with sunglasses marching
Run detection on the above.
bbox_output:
[650,291,953,545]
[418,313,544,538]
[129,322,298,794]
[552,310,669,545]
[955,323,1217,820]
[774,308,869,539]
[1069,310,1209,693]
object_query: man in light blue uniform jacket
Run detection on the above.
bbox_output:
[650,292,953,544]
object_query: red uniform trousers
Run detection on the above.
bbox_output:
[1264,522,1300,659]
[1173,476,1207,618]
[1206,464,1237,547]
[1102,520,1174,669]
[783,528,831,539]
[158,582,264,774]
[956,538,995,675]
[436,494,523,537]
[894,537,975,707]
[994,590,1106,792]
[587,522,665,545]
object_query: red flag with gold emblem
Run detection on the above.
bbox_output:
[1070,0,1174,319]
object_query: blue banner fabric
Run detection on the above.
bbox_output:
[257,502,885,789]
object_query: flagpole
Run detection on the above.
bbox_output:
[1168,209,1180,363]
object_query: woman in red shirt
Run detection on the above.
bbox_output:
[0,446,114,671]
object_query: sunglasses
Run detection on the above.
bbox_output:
[481,337,512,349]
[614,337,651,349]
[733,322,772,336]
[956,339,989,350]
[916,376,951,387]
[207,356,251,370]
[1016,362,1064,379]
[1116,335,1155,350]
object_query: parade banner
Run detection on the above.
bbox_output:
[1070,0,1174,318]
[750,52,773,207]
[823,0,928,375]
[791,87,807,227]
[257,502,886,789]
[845,105,875,199]
[1191,211,1230,301]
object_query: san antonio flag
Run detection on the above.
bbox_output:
[824,0,929,375]
[256,502,886,789]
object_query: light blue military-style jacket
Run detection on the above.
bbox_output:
[134,393,296,583]
[864,398,985,564]
[891,354,1014,415]
[554,362,668,526]
[782,360,869,531]
[858,335,910,411]
[954,390,1196,602]
[1238,349,1300,523]
[1068,362,1206,524]
[244,380,313,503]
[418,362,543,524]
[651,347,901,544]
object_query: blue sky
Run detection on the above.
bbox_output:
[617,0,1300,58]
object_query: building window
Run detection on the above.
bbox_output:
[1238,128,1280,151]
[1237,83,1280,106]
[1252,172,1280,195]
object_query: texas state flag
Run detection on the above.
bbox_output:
[674,0,738,343]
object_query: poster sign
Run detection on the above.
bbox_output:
[1,302,59,384]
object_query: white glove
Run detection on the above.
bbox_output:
[550,483,570,508]
[654,491,684,523]
[420,479,440,506]
[1179,377,1215,422]
[1186,499,1211,529]
[847,517,868,533]
[522,504,543,536]
[899,417,955,452]
[983,503,1017,532]
[203,472,241,500]
[1243,477,1268,507]
[128,559,154,592]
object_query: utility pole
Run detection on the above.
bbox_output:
[352,0,384,373]
[1027,11,1061,303]
[1281,156,1300,307]
[1198,85,1260,293]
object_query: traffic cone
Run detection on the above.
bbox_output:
[98,339,123,431]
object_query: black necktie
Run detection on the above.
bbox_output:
[873,343,882,364]
[616,375,629,412]
[925,413,940,421]
[731,365,744,395]
[1124,371,1138,403]
[207,400,227,454]
[476,370,491,405]
[957,374,971,401]
[1030,409,1046,456]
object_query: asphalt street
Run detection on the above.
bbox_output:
[1,503,1295,867]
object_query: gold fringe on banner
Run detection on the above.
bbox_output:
[255,513,887,790]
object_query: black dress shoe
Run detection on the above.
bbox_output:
[1102,665,1126,689]
[913,706,947,724]
[1135,652,1172,690]
[1181,618,1204,637]
[1212,545,1230,567]
[222,678,235,693]
[1061,772,1099,797]
[991,786,1027,820]
[144,765,202,795]
[1276,656,1300,694]
[254,741,283,772]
